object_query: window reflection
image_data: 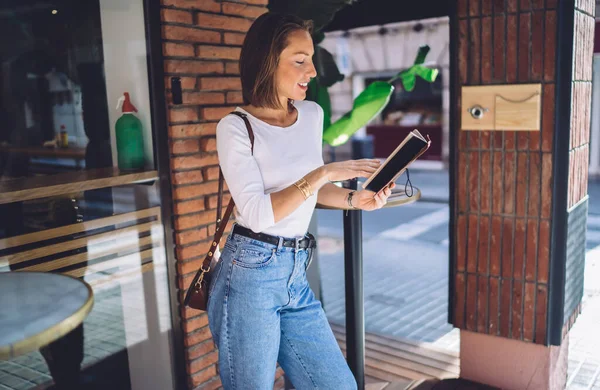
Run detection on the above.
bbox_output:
[0,0,112,180]
[0,184,172,389]
[0,1,175,389]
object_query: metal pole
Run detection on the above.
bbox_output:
[343,178,365,390]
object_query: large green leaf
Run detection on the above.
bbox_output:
[413,45,430,65]
[314,46,345,88]
[306,42,343,118]
[307,79,332,131]
[397,64,439,92]
[391,46,438,91]
[322,45,439,146]
[268,0,356,33]
[323,81,393,146]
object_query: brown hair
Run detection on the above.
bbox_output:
[239,13,313,109]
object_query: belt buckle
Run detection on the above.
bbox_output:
[305,233,315,270]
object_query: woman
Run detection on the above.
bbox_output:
[208,12,395,390]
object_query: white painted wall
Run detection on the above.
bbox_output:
[100,0,154,169]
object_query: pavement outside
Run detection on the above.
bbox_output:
[316,168,600,389]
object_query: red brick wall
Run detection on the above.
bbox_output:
[454,0,595,346]
[454,0,557,344]
[569,0,594,209]
[560,0,595,337]
[158,1,286,388]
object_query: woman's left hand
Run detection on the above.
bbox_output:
[353,183,396,211]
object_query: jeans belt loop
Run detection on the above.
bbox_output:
[276,236,284,252]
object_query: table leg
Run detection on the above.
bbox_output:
[343,182,365,390]
[40,324,84,389]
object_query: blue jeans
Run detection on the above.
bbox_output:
[207,229,357,390]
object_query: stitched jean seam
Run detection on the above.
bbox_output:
[281,329,318,389]
[224,261,235,389]
[208,259,223,297]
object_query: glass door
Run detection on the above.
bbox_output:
[0,1,177,389]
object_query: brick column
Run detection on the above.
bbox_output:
[451,0,594,388]
[157,1,287,389]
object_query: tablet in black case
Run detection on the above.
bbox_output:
[362,130,431,194]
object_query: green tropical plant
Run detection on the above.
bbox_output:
[305,35,345,130]
[267,2,439,147]
[322,45,439,146]
[268,0,353,130]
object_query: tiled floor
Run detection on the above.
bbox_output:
[317,201,600,389]
[318,204,454,344]
[564,246,600,390]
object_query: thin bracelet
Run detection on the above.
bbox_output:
[347,191,357,209]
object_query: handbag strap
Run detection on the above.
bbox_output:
[216,111,254,223]
[200,111,254,273]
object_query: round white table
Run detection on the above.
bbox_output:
[0,272,94,360]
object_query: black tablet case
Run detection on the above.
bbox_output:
[363,135,429,193]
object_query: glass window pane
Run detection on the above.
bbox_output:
[0,1,176,389]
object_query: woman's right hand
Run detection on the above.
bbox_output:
[322,159,381,182]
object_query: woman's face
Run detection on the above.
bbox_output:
[275,29,317,104]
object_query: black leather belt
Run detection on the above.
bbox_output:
[233,224,316,249]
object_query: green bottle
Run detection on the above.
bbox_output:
[115,92,145,170]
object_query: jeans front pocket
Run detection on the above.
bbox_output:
[233,243,276,269]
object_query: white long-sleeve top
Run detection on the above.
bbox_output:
[216,100,325,238]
